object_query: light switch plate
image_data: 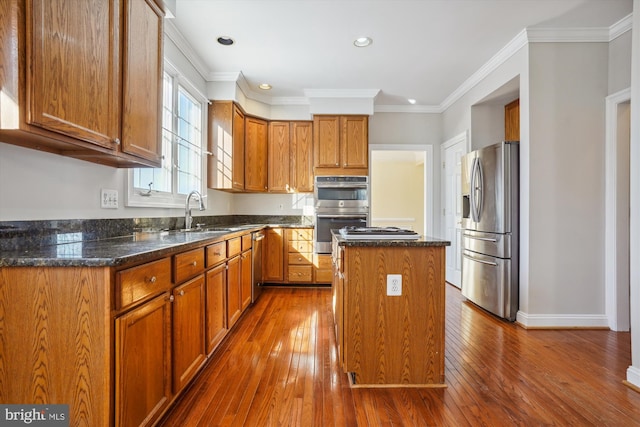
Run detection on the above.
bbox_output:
[387,274,402,296]
[101,189,118,209]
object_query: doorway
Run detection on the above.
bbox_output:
[369,144,432,236]
[605,88,631,331]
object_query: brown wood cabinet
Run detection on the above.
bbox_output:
[171,274,206,393]
[286,228,313,283]
[0,0,164,168]
[505,98,520,141]
[116,292,172,427]
[314,253,333,283]
[205,263,228,354]
[208,101,245,190]
[335,244,446,386]
[226,254,242,328]
[244,116,268,192]
[313,115,368,175]
[263,228,285,282]
[268,121,314,193]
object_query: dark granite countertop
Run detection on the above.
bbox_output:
[0,217,313,268]
[332,231,450,248]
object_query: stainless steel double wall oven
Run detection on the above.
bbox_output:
[314,176,369,254]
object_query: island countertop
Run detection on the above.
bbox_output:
[331,230,450,248]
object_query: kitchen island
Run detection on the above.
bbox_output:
[331,230,450,387]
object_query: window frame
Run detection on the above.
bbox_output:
[126,60,208,209]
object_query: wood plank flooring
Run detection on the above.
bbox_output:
[158,285,640,426]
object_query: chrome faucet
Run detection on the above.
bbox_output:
[185,190,205,230]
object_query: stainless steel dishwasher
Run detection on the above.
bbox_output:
[252,230,265,302]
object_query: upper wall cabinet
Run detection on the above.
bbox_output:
[0,0,164,168]
[268,121,313,193]
[504,99,520,141]
[244,116,268,192]
[313,115,368,175]
[208,101,245,191]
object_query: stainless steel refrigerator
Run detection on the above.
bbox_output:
[461,141,519,321]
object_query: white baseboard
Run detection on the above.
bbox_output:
[516,311,609,328]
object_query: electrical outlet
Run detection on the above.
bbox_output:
[387,274,402,296]
[279,203,284,210]
[101,189,118,209]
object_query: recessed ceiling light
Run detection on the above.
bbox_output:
[354,37,373,48]
[408,98,417,104]
[258,83,272,90]
[217,36,234,46]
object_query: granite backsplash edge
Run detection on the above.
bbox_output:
[0,215,314,251]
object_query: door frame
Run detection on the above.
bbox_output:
[440,131,470,287]
[605,87,631,331]
[368,144,433,235]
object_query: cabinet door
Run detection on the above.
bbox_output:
[205,263,227,354]
[341,116,368,169]
[227,255,242,328]
[291,121,314,192]
[208,101,245,190]
[313,115,340,168]
[244,116,268,192]
[172,275,206,393]
[263,228,284,282]
[116,292,172,427]
[121,0,164,164]
[232,106,246,189]
[28,0,119,148]
[241,249,253,310]
[504,98,520,141]
[268,121,291,192]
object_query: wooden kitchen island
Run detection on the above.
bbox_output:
[331,231,450,387]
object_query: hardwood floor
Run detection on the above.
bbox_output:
[158,285,640,426]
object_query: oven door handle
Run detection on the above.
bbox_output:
[316,214,367,219]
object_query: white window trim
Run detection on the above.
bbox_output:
[125,60,208,209]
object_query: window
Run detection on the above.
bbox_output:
[127,63,206,208]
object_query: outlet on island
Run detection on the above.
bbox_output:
[387,274,402,296]
[101,189,118,209]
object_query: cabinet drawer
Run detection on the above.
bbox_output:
[288,252,313,265]
[288,265,313,282]
[286,228,312,241]
[315,269,333,283]
[288,240,313,253]
[174,248,205,284]
[227,237,242,257]
[315,254,332,270]
[242,234,252,251]
[117,257,172,310]
[206,241,226,267]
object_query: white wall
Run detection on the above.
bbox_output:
[609,30,633,94]
[526,42,609,321]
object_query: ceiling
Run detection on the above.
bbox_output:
[170,0,632,111]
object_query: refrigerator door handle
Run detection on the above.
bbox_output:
[473,158,484,222]
[463,253,498,267]
[470,158,478,222]
[463,232,497,242]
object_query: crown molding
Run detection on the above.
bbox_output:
[439,28,528,113]
[163,20,210,79]
[610,13,633,41]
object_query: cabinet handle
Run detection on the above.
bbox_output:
[148,276,157,283]
[213,251,221,256]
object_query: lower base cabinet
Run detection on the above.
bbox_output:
[172,274,206,393]
[205,263,228,354]
[115,292,172,427]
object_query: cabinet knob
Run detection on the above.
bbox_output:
[178,290,185,296]
[148,276,157,283]
[192,261,197,267]
[335,162,339,166]
[167,295,175,302]
[114,138,121,145]
[298,257,302,261]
